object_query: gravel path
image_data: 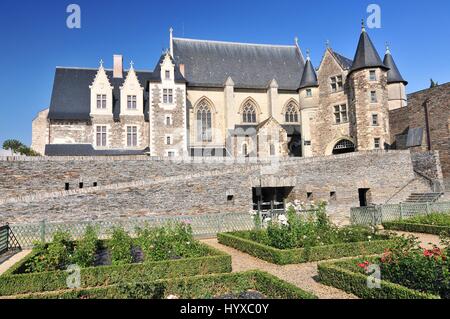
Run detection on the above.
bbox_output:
[201,238,357,299]
[386,231,443,248]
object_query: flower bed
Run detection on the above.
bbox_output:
[383,213,450,235]
[218,203,395,265]
[318,235,450,299]
[0,223,231,296]
[14,271,317,299]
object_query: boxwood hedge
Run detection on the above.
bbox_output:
[317,259,440,299]
[15,271,317,299]
[383,221,450,235]
[217,231,396,265]
[0,243,231,297]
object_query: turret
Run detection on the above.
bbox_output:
[298,50,319,157]
[383,44,408,110]
[348,21,391,151]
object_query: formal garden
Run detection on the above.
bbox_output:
[0,221,315,299]
[2,202,450,299]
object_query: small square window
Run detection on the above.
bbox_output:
[330,191,337,201]
[166,136,171,145]
[165,70,170,79]
[167,151,175,157]
[166,116,172,126]
[307,192,313,201]
[372,114,379,126]
[374,138,381,149]
[369,70,377,81]
[306,89,312,97]
[370,91,377,103]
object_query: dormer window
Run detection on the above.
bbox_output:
[163,89,173,104]
[306,89,312,97]
[97,95,107,109]
[127,95,137,109]
[165,70,170,80]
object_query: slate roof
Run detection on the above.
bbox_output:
[299,58,318,89]
[48,67,155,122]
[383,50,408,85]
[350,29,388,74]
[331,51,353,70]
[45,144,149,156]
[172,37,305,90]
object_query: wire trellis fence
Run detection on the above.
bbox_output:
[350,201,450,226]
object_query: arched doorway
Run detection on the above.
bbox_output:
[332,139,355,155]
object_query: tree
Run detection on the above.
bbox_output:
[2,139,23,152]
[430,79,439,88]
[2,139,40,156]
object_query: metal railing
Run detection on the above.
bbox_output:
[0,224,22,255]
[351,201,450,226]
[8,213,256,249]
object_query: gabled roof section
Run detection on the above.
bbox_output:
[48,67,154,121]
[349,26,388,74]
[383,47,407,85]
[299,54,318,89]
[172,37,305,90]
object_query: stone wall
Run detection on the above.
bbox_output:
[389,82,450,180]
[0,150,439,225]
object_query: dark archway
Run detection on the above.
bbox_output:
[332,139,355,155]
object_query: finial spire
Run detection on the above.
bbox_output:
[99,59,104,68]
[361,19,366,32]
[294,36,299,46]
[130,60,134,69]
[325,39,330,49]
[306,49,310,60]
[169,27,174,57]
[385,42,391,54]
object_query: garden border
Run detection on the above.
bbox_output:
[0,243,231,296]
[13,270,317,299]
[317,259,440,299]
[383,221,450,235]
[217,231,396,265]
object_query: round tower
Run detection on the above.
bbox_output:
[383,44,408,110]
[348,21,391,151]
[298,50,319,157]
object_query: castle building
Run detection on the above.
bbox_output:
[32,24,408,158]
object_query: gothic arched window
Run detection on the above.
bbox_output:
[285,103,299,123]
[242,101,257,123]
[196,100,212,142]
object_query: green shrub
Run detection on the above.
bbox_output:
[16,271,317,300]
[404,213,450,227]
[72,226,99,268]
[108,227,133,266]
[218,231,395,265]
[136,222,209,262]
[383,220,450,236]
[25,231,73,273]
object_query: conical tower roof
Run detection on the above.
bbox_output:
[299,51,318,89]
[350,22,388,74]
[383,46,407,85]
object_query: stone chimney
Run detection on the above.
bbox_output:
[113,54,123,78]
[179,64,185,77]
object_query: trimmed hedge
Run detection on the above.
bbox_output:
[16,271,317,299]
[383,221,450,235]
[218,231,396,265]
[317,259,440,299]
[0,243,231,297]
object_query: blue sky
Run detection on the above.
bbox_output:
[0,0,449,146]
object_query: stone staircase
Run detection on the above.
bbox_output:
[404,192,444,203]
